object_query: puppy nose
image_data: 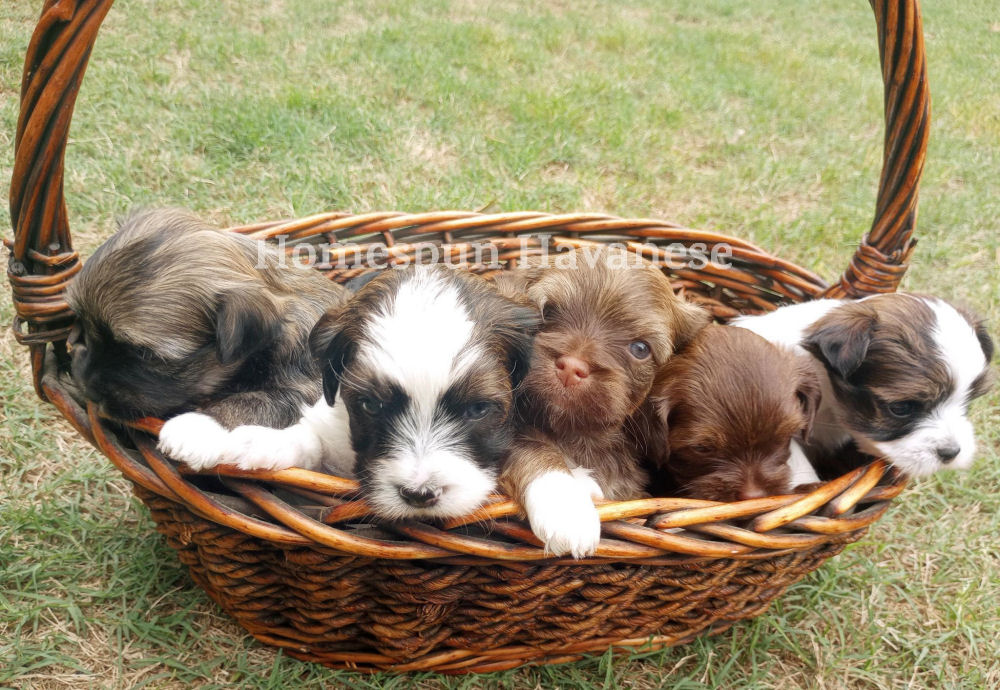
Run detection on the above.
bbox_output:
[936,444,961,463]
[555,356,590,387]
[397,485,441,508]
[738,486,768,501]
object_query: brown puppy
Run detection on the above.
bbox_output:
[643,325,822,502]
[497,246,710,557]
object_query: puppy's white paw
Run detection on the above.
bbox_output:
[524,471,602,559]
[222,423,324,471]
[569,466,604,500]
[157,413,230,470]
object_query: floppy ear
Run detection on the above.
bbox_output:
[308,309,355,405]
[670,298,711,353]
[640,364,678,468]
[973,319,994,364]
[215,290,282,365]
[802,305,876,381]
[793,358,823,443]
[642,392,673,469]
[308,308,342,363]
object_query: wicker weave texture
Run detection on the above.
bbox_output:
[7,0,929,673]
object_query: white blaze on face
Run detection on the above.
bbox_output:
[361,268,479,408]
[357,268,495,517]
[868,298,987,476]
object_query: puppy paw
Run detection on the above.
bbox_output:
[568,466,604,500]
[157,413,229,470]
[523,471,602,558]
[222,424,323,471]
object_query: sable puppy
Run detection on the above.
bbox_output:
[497,247,710,558]
[733,294,994,478]
[175,264,542,520]
[642,325,822,502]
[67,209,349,442]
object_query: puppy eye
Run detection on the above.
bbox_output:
[462,401,493,421]
[628,341,651,359]
[359,397,383,415]
[887,400,920,418]
[688,444,713,455]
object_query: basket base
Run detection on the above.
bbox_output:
[134,485,859,674]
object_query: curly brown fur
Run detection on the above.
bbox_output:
[66,208,349,427]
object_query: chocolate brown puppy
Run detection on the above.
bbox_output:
[497,246,710,557]
[643,325,822,502]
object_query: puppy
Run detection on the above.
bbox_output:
[67,209,349,437]
[733,294,994,477]
[496,247,710,557]
[641,325,822,502]
[163,264,541,521]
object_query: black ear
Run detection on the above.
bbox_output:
[308,308,342,363]
[308,310,355,405]
[793,358,823,443]
[215,290,282,365]
[802,305,877,381]
[974,320,994,364]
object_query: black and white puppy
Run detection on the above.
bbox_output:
[733,294,993,478]
[166,265,541,521]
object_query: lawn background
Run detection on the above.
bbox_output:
[1,0,998,688]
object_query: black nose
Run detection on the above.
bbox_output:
[397,485,441,508]
[936,444,961,463]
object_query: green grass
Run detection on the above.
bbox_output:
[2,0,998,687]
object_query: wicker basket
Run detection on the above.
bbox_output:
[8,0,929,675]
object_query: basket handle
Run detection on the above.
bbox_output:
[7,0,929,393]
[822,0,930,298]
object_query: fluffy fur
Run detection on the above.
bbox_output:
[733,294,993,477]
[309,265,541,519]
[496,247,711,557]
[641,325,822,502]
[67,208,349,433]
[178,265,541,519]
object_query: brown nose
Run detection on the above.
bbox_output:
[555,355,590,387]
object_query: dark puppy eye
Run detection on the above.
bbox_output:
[628,341,651,359]
[359,397,383,415]
[462,401,493,421]
[887,400,920,418]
